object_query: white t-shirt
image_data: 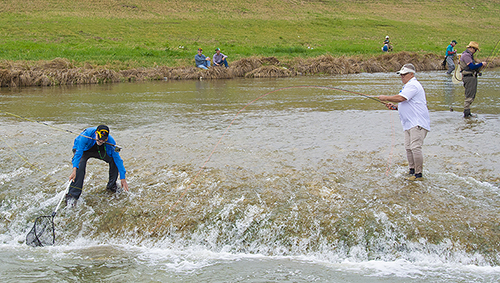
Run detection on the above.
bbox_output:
[397,77,431,131]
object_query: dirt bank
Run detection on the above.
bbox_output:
[1,52,499,88]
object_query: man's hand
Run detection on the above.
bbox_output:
[69,167,77,181]
[121,179,129,192]
[385,102,398,110]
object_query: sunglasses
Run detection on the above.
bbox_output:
[96,129,109,141]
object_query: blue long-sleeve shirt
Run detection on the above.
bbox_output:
[195,54,208,66]
[460,49,483,71]
[72,127,126,179]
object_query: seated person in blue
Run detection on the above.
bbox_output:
[382,35,393,52]
[213,48,228,68]
[195,48,211,69]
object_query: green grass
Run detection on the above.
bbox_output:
[0,0,499,69]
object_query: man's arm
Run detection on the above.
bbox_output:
[378,94,407,103]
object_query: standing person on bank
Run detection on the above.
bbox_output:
[378,64,431,181]
[459,41,487,118]
[66,125,129,205]
[445,40,457,75]
[195,48,211,69]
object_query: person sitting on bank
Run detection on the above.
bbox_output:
[213,48,228,68]
[66,125,129,206]
[382,35,393,52]
[195,48,211,69]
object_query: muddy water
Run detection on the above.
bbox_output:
[1,70,500,282]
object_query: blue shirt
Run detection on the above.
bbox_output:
[195,54,208,66]
[72,127,126,179]
[460,50,483,70]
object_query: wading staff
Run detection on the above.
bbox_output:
[0,110,122,151]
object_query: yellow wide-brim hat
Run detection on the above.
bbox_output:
[466,41,480,51]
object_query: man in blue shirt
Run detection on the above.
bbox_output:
[195,48,211,69]
[459,41,487,118]
[445,40,457,75]
[66,125,129,205]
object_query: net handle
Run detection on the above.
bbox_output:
[52,181,71,217]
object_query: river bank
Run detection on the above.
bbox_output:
[1,52,499,88]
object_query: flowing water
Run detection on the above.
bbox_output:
[1,70,500,282]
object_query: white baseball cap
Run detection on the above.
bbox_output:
[396,63,416,75]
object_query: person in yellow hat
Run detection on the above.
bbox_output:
[459,41,487,118]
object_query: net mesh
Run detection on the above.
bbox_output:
[26,215,55,247]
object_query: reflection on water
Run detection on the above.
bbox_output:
[1,70,500,282]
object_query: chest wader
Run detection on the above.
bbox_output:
[459,59,479,117]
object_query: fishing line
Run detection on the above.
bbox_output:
[385,111,396,176]
[0,133,86,195]
[0,134,66,184]
[0,113,109,193]
[0,110,122,151]
[485,39,500,66]
[150,85,395,235]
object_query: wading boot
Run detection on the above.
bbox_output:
[106,181,121,193]
[65,193,77,207]
[464,109,471,118]
[405,173,424,181]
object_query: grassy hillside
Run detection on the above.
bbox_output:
[0,0,499,69]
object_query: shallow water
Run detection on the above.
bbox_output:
[1,70,500,282]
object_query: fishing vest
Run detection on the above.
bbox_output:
[460,50,477,76]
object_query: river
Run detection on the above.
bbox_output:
[1,70,500,282]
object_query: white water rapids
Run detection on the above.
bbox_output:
[1,70,500,282]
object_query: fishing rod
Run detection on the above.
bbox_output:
[314,85,392,106]
[0,110,122,151]
[311,85,398,110]
[149,84,396,235]
[483,38,500,69]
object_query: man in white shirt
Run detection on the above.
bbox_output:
[378,63,431,181]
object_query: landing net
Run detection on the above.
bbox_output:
[26,215,55,247]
